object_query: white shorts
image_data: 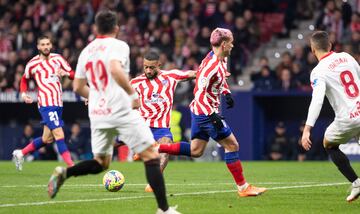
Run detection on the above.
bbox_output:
[91,111,155,156]
[324,120,360,144]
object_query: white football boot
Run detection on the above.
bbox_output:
[48,166,67,198]
[156,206,181,214]
[12,150,24,171]
[346,179,360,202]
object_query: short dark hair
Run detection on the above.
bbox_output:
[311,31,331,52]
[144,51,160,61]
[37,35,51,44]
[95,10,118,35]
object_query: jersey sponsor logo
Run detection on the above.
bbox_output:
[144,92,167,104]
[45,74,60,83]
[91,108,112,115]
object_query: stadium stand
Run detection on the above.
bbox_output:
[0,0,359,161]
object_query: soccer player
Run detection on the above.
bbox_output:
[47,11,179,214]
[12,36,75,170]
[156,28,267,197]
[301,31,360,202]
[129,51,196,192]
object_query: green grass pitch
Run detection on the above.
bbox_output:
[0,161,359,213]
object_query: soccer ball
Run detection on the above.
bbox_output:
[103,170,125,192]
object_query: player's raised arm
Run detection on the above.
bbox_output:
[166,69,197,82]
[184,70,197,80]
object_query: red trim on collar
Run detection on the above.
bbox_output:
[320,51,334,61]
[96,35,110,39]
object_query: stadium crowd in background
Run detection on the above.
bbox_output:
[1,0,359,162]
[252,0,360,91]
[0,0,306,99]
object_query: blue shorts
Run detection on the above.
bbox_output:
[150,128,173,141]
[190,112,232,141]
[39,106,64,130]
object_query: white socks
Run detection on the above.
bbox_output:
[237,182,249,191]
[352,178,360,187]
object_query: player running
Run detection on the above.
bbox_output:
[47,10,179,214]
[128,51,196,192]
[155,28,267,197]
[12,36,74,170]
[302,31,360,202]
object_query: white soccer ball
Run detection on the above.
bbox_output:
[103,170,125,192]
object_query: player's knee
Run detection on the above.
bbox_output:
[139,147,160,162]
[158,137,172,144]
[191,149,203,158]
[42,136,54,144]
[323,140,338,150]
[102,163,110,170]
[229,143,239,151]
[94,157,110,171]
[324,144,339,151]
[52,130,65,140]
[223,141,239,152]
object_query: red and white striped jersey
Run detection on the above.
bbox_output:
[131,70,190,128]
[190,51,230,115]
[24,53,72,107]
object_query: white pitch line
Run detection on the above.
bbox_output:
[0,182,349,208]
[0,181,322,188]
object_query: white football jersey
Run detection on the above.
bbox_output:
[306,51,360,127]
[75,36,132,129]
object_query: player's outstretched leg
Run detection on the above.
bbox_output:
[145,137,173,193]
[12,137,46,171]
[325,145,360,201]
[219,134,266,197]
[48,159,104,198]
[140,147,181,213]
[144,152,169,193]
[48,166,66,198]
[158,141,191,156]
[224,151,267,197]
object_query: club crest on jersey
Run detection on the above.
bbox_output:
[53,62,60,69]
[199,77,207,87]
[161,80,168,85]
